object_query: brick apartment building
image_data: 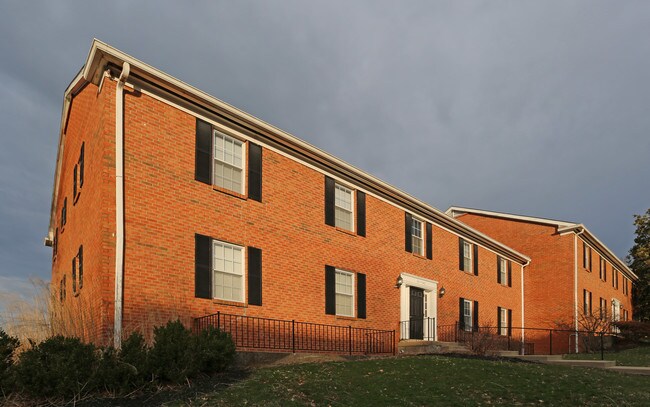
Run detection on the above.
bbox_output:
[46,40,531,351]
[447,207,637,353]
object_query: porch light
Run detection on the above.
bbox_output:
[395,276,403,288]
[439,286,446,298]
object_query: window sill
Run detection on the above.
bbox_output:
[460,270,475,276]
[410,252,427,260]
[212,299,247,308]
[335,226,356,236]
[212,185,248,200]
[335,315,357,321]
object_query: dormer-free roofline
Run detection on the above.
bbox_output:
[446,206,637,281]
[47,39,530,265]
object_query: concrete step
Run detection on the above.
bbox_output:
[398,341,471,355]
[606,366,650,376]
[511,354,563,362]
[545,359,616,368]
[492,350,520,357]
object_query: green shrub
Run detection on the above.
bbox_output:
[119,330,150,379]
[15,336,98,398]
[93,346,141,394]
[0,329,20,393]
[194,325,235,374]
[148,320,199,383]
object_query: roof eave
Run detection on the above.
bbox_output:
[47,39,530,265]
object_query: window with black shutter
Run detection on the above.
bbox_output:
[325,266,365,318]
[459,238,477,274]
[78,245,83,290]
[61,197,67,229]
[71,256,77,294]
[325,176,364,235]
[195,118,261,199]
[73,143,84,204]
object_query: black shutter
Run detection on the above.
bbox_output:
[507,309,512,337]
[248,247,262,306]
[582,243,586,268]
[325,266,336,315]
[473,244,479,276]
[405,213,413,253]
[78,245,83,289]
[195,118,212,184]
[497,307,502,334]
[357,273,366,319]
[248,143,262,202]
[426,222,432,260]
[588,248,592,271]
[356,190,366,237]
[507,261,512,287]
[473,301,479,332]
[459,237,465,271]
[497,256,502,284]
[79,142,84,187]
[458,297,465,330]
[73,164,78,199]
[324,177,335,226]
[71,257,77,293]
[589,291,593,315]
[194,234,212,299]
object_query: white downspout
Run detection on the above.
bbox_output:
[114,62,130,349]
[573,228,585,354]
[521,259,530,354]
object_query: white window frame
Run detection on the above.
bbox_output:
[411,218,424,256]
[463,299,473,332]
[499,307,508,336]
[463,241,473,273]
[334,183,354,231]
[499,258,508,285]
[213,130,246,194]
[212,240,245,303]
[335,269,355,317]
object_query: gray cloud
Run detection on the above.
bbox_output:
[0,1,648,299]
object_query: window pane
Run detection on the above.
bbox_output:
[335,270,354,316]
[213,242,244,302]
[213,132,244,193]
[334,184,353,230]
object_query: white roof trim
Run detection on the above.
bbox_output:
[446,206,577,228]
[447,207,637,281]
[47,39,531,264]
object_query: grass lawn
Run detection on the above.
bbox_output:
[156,355,650,406]
[563,346,650,367]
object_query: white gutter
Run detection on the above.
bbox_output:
[114,62,130,349]
[573,228,585,353]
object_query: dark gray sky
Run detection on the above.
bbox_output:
[1,1,649,300]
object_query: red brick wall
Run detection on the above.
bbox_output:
[455,213,633,354]
[116,86,523,342]
[51,81,116,345]
[53,79,524,347]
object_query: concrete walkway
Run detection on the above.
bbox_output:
[511,354,650,376]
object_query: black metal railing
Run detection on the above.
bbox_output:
[399,317,436,341]
[193,312,396,355]
[434,322,615,357]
